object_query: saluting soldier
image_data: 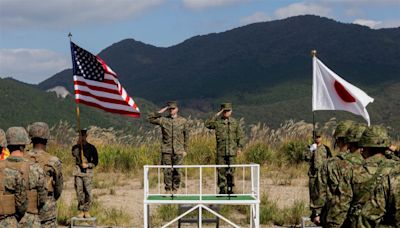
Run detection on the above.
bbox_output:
[6,127,46,228]
[148,101,189,194]
[205,103,244,195]
[0,130,27,227]
[72,129,98,218]
[25,122,63,228]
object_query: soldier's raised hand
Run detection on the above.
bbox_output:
[158,106,169,114]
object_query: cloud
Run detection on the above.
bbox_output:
[0,0,164,29]
[353,19,382,28]
[182,0,247,10]
[379,19,400,28]
[240,12,271,25]
[0,49,70,84]
[275,2,331,19]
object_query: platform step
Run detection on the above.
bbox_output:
[71,217,97,228]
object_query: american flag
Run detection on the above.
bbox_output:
[70,42,140,117]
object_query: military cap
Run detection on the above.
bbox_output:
[333,120,355,138]
[6,127,30,146]
[0,128,7,147]
[220,103,232,111]
[314,129,323,137]
[167,101,178,109]
[28,122,50,140]
[358,125,390,148]
[345,123,367,143]
[79,128,88,136]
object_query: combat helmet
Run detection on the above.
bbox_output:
[345,123,367,143]
[333,120,355,138]
[358,125,390,148]
[6,127,30,145]
[0,128,7,147]
[28,122,50,140]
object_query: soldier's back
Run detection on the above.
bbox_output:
[7,156,46,228]
[0,159,27,227]
[25,149,63,224]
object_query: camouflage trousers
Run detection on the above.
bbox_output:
[18,213,41,228]
[0,216,17,228]
[40,218,57,228]
[216,155,236,192]
[75,175,93,211]
[162,153,183,191]
[39,195,57,224]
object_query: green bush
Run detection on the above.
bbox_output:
[279,140,308,164]
[244,142,274,165]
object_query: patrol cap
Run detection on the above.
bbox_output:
[78,128,88,136]
[345,123,367,143]
[221,103,232,111]
[167,101,178,109]
[28,122,50,140]
[0,128,7,147]
[358,125,390,148]
[333,120,355,138]
[6,127,30,146]
[314,129,323,137]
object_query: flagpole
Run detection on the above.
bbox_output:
[311,49,317,140]
[69,32,84,163]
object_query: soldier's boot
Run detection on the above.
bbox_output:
[84,211,91,218]
[77,211,85,218]
[219,187,226,194]
[165,189,172,195]
[172,189,178,195]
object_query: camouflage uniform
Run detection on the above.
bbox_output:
[72,139,98,212]
[148,101,189,192]
[305,130,332,219]
[205,103,244,193]
[5,127,46,228]
[0,156,27,227]
[25,122,63,228]
[331,125,397,228]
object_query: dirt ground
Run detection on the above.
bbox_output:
[60,171,309,228]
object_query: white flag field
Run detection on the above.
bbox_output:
[312,56,374,125]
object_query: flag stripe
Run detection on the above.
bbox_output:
[75,90,130,105]
[76,99,140,117]
[74,80,120,95]
[75,94,139,112]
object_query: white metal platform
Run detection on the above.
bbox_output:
[143,164,260,228]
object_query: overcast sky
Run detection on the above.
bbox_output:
[0,0,399,84]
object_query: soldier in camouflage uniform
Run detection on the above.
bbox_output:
[205,103,244,194]
[72,129,98,218]
[328,125,397,228]
[324,123,366,227]
[0,131,27,227]
[304,129,332,223]
[24,122,63,228]
[148,101,189,194]
[5,127,46,228]
[311,120,354,226]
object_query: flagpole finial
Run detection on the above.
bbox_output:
[311,50,317,57]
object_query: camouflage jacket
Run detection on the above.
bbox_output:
[387,169,400,227]
[148,113,189,154]
[325,152,364,228]
[306,144,332,177]
[25,148,63,221]
[345,154,397,228]
[0,159,27,219]
[205,116,244,156]
[311,151,348,219]
[6,156,47,213]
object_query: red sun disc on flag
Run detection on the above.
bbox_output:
[334,80,356,103]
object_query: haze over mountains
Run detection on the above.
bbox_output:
[3,15,400,130]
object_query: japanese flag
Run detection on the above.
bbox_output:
[312,56,374,125]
